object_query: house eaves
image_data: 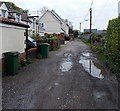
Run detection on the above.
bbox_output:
[61,28,65,32]
[0,17,30,28]
[50,10,62,24]
[21,13,32,23]
[51,10,69,27]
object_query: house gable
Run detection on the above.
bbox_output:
[0,3,8,11]
[51,10,69,35]
[0,3,9,18]
[39,10,61,34]
[40,10,61,24]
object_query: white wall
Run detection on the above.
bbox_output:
[118,1,120,17]
[61,23,69,35]
[0,24,26,59]
[40,11,61,34]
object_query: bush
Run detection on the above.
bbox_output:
[31,33,42,40]
[99,17,120,79]
[81,17,120,79]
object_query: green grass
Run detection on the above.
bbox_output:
[81,38,93,48]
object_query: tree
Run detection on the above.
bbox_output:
[5,2,28,14]
[73,30,79,38]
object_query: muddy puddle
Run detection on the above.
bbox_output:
[79,52,107,79]
[60,58,72,72]
[60,53,73,72]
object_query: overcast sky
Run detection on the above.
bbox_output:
[4,0,119,31]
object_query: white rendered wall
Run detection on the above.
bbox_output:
[0,24,26,59]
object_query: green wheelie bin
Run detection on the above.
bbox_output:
[39,43,50,58]
[4,51,19,75]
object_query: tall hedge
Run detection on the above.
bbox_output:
[103,17,120,77]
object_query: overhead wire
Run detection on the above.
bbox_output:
[29,0,96,29]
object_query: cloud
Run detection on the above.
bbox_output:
[4,0,119,30]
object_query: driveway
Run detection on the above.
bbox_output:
[2,39,119,109]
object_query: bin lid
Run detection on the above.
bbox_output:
[3,51,20,56]
[41,43,50,46]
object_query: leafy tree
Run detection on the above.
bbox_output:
[5,2,28,14]
[73,30,79,38]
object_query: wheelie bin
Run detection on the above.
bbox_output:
[4,51,19,75]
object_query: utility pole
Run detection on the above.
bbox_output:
[80,22,81,36]
[89,8,92,74]
[90,8,92,43]
[25,28,28,61]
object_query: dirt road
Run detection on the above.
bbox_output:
[2,39,119,109]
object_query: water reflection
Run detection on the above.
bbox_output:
[79,52,105,79]
[60,54,73,72]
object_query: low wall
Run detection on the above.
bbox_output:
[1,48,38,74]
[28,48,37,59]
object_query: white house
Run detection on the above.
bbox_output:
[0,2,29,72]
[0,2,41,37]
[39,10,70,36]
[118,1,120,17]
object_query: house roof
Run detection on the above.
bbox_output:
[50,10,62,24]
[51,10,63,23]
[8,8,21,15]
[0,17,30,28]
[21,13,32,23]
[51,10,69,27]
[0,2,32,23]
[0,2,3,7]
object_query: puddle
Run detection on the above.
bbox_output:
[60,57,72,72]
[82,52,91,57]
[79,52,106,79]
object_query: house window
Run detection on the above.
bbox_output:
[16,14,20,22]
[2,10,6,17]
[40,23,44,28]
[41,23,44,27]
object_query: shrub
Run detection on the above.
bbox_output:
[99,17,120,78]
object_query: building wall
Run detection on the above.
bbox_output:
[40,11,61,34]
[0,24,26,59]
[118,1,120,17]
[61,23,69,35]
[84,29,97,33]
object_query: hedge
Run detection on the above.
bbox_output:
[101,17,120,78]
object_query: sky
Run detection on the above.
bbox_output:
[4,0,119,31]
